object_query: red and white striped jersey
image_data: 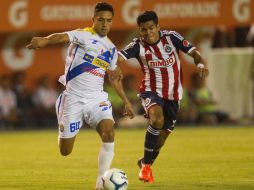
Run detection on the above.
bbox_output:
[119,30,196,100]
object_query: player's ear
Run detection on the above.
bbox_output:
[157,24,160,31]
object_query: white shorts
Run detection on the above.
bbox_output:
[55,91,114,138]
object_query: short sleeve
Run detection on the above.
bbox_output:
[119,40,140,60]
[169,31,196,54]
[65,30,86,46]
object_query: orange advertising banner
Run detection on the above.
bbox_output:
[1,0,254,32]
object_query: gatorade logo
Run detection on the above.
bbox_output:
[233,0,250,22]
[2,33,34,70]
[8,0,28,28]
[122,0,141,24]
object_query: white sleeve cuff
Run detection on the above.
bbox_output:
[187,47,196,54]
[118,51,128,60]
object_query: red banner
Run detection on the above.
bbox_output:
[1,0,253,32]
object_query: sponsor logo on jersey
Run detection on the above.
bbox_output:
[83,53,109,70]
[84,54,93,62]
[92,58,109,70]
[183,40,190,47]
[87,69,105,78]
[148,54,176,68]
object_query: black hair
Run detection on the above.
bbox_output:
[137,10,158,26]
[94,2,114,16]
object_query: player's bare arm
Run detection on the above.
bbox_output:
[26,33,69,49]
[114,56,126,80]
[117,55,125,63]
[189,49,209,79]
[108,67,135,119]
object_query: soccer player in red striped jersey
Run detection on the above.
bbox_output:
[118,11,209,183]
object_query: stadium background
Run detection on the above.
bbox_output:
[1,1,254,190]
[1,0,254,126]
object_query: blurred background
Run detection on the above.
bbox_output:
[0,0,254,130]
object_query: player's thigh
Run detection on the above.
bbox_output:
[56,93,84,139]
[85,98,115,129]
[140,92,164,127]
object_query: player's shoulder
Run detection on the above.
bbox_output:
[122,38,141,51]
[72,27,97,37]
[132,37,141,44]
[105,37,116,48]
[128,37,141,47]
[79,27,96,34]
[161,30,184,40]
[161,30,176,35]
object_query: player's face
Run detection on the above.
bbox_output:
[139,21,160,44]
[93,11,113,37]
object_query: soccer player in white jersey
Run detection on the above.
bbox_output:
[27,2,134,190]
[118,11,209,183]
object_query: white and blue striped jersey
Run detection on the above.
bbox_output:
[59,27,118,98]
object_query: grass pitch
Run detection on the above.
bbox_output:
[0,126,254,190]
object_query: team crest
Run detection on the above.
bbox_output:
[60,125,64,132]
[164,44,172,53]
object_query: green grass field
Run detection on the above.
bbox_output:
[0,126,254,190]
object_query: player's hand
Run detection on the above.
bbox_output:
[197,63,209,79]
[123,100,135,119]
[26,37,48,49]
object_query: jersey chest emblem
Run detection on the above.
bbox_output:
[164,44,172,53]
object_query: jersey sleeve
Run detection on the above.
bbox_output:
[169,31,196,54]
[118,40,140,60]
[65,29,87,46]
[108,47,118,71]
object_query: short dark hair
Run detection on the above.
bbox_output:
[137,11,158,26]
[94,2,114,16]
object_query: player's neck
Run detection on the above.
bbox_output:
[92,27,107,38]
